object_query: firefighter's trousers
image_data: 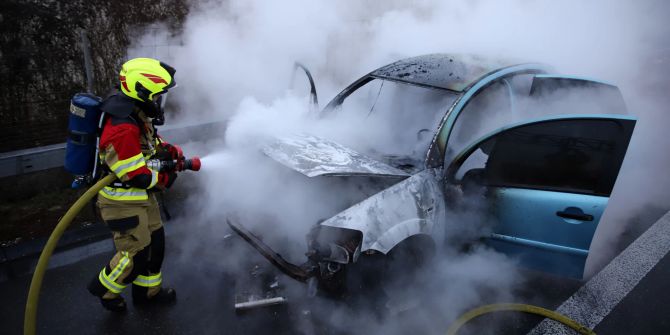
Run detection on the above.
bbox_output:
[88,193,166,300]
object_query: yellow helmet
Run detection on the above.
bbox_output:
[119,58,176,102]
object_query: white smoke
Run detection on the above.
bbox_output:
[127,0,670,333]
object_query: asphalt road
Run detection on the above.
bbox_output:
[0,227,304,335]
[1,206,669,335]
[0,222,575,335]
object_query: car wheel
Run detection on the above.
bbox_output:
[333,235,436,314]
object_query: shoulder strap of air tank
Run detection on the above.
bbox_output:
[128,113,148,138]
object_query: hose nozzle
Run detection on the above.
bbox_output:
[183,156,201,171]
[147,156,202,172]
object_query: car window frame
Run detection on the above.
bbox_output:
[445,114,637,197]
[429,64,551,169]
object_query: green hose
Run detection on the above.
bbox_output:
[24,174,116,335]
[446,303,596,335]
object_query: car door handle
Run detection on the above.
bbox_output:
[556,210,594,222]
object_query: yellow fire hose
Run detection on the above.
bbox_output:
[24,174,116,335]
[445,303,596,335]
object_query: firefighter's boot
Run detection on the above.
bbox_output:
[99,296,128,312]
[132,284,177,306]
[87,275,127,312]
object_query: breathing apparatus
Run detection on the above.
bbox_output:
[64,58,197,187]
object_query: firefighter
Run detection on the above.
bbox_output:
[87,58,183,312]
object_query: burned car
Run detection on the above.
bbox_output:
[228,54,636,295]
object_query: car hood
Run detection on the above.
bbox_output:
[262,134,411,178]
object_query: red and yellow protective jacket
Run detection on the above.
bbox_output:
[97,94,169,202]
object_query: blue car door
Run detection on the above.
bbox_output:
[446,115,636,278]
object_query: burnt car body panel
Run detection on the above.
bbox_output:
[231,53,637,289]
[322,54,514,113]
[262,134,410,178]
[319,168,445,254]
[371,54,509,92]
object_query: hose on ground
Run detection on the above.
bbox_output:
[446,303,596,335]
[24,174,116,335]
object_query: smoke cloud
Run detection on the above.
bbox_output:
[127,0,670,333]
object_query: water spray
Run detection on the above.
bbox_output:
[198,152,230,172]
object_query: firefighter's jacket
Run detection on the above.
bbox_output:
[98,94,163,203]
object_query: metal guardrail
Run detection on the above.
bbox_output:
[0,120,227,178]
[0,143,67,178]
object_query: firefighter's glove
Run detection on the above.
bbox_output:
[157,171,178,190]
[159,143,184,161]
[159,143,187,171]
[153,147,173,163]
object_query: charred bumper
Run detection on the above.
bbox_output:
[227,220,362,293]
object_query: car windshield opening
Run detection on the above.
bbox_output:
[330,78,458,171]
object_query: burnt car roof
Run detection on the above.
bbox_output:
[371,54,516,92]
